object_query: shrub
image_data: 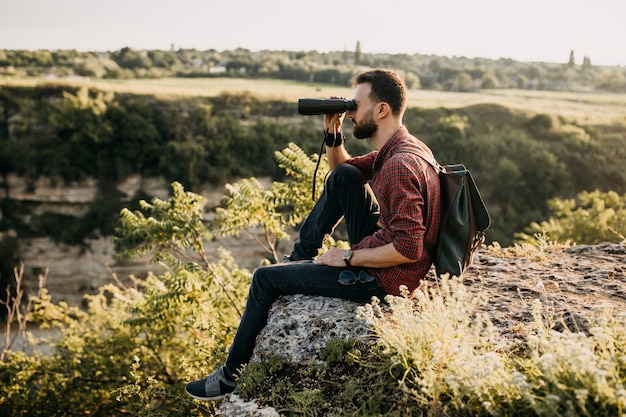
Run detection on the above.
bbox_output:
[0,143,324,416]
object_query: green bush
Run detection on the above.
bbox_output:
[516,190,626,245]
[0,144,324,416]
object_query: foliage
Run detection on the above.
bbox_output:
[3,47,625,93]
[0,143,323,416]
[405,104,626,245]
[235,275,626,416]
[2,140,626,415]
[237,340,405,416]
[1,178,258,415]
[2,84,626,247]
[516,190,626,245]
[352,277,626,416]
[211,143,328,262]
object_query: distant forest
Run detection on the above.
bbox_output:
[1,45,625,93]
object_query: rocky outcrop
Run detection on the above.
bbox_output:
[3,174,274,305]
[251,295,371,366]
[218,243,626,416]
[18,234,271,307]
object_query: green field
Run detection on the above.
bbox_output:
[3,76,626,125]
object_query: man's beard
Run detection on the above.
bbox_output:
[353,111,377,139]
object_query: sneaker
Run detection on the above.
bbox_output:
[185,366,237,401]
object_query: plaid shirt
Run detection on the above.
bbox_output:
[347,126,441,296]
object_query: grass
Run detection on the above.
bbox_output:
[237,276,626,416]
[2,76,626,125]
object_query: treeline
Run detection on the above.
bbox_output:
[1,46,626,93]
[1,85,626,250]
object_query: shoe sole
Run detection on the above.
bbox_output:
[186,391,226,401]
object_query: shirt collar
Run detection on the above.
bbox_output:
[373,126,411,172]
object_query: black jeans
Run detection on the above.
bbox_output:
[225,164,385,377]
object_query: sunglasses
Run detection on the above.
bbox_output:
[338,268,376,286]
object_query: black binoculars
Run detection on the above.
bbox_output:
[297,98,356,115]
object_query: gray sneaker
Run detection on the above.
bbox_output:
[185,366,237,401]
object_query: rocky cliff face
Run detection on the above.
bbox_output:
[3,174,273,305]
[218,243,626,416]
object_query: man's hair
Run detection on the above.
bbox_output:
[351,69,407,115]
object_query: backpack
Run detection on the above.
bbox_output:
[403,148,491,277]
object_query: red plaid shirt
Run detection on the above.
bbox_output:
[347,126,441,296]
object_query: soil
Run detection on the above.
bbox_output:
[463,242,626,338]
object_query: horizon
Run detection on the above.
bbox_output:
[1,0,625,67]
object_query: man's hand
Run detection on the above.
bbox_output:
[313,248,347,267]
[324,96,346,134]
[313,243,416,269]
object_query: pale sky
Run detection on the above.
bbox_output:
[1,0,624,66]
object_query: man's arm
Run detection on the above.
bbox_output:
[326,143,351,170]
[324,111,350,170]
[313,244,415,268]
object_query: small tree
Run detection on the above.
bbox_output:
[0,143,326,416]
[211,143,328,262]
[515,190,626,245]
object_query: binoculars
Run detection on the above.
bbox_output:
[297,98,356,115]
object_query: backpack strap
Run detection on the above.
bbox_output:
[399,146,441,172]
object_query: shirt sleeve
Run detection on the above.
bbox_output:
[389,162,427,260]
[346,151,377,180]
[355,154,426,260]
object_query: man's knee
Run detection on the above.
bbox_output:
[328,163,366,189]
[250,265,284,301]
[251,266,271,291]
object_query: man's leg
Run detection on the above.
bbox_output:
[224,261,387,379]
[186,261,386,400]
[290,163,380,260]
[187,165,384,400]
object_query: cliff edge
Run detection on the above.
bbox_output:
[218,243,626,415]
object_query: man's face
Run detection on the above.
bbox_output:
[349,83,378,140]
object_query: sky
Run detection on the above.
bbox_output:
[1,0,625,67]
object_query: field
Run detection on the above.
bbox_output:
[2,76,626,125]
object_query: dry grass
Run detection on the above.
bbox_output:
[2,77,626,125]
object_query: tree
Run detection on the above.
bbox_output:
[568,50,575,67]
[594,71,626,92]
[111,47,152,69]
[481,74,499,89]
[0,143,327,415]
[355,41,362,66]
[515,190,626,245]
[404,71,421,89]
[457,72,473,92]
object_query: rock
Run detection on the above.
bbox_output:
[218,394,280,417]
[215,295,372,417]
[4,174,279,305]
[215,296,371,416]
[250,294,371,366]
[17,234,273,306]
[217,243,626,415]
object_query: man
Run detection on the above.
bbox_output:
[186,68,441,401]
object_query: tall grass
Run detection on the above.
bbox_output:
[358,277,626,416]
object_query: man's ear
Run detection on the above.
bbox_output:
[377,102,390,119]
